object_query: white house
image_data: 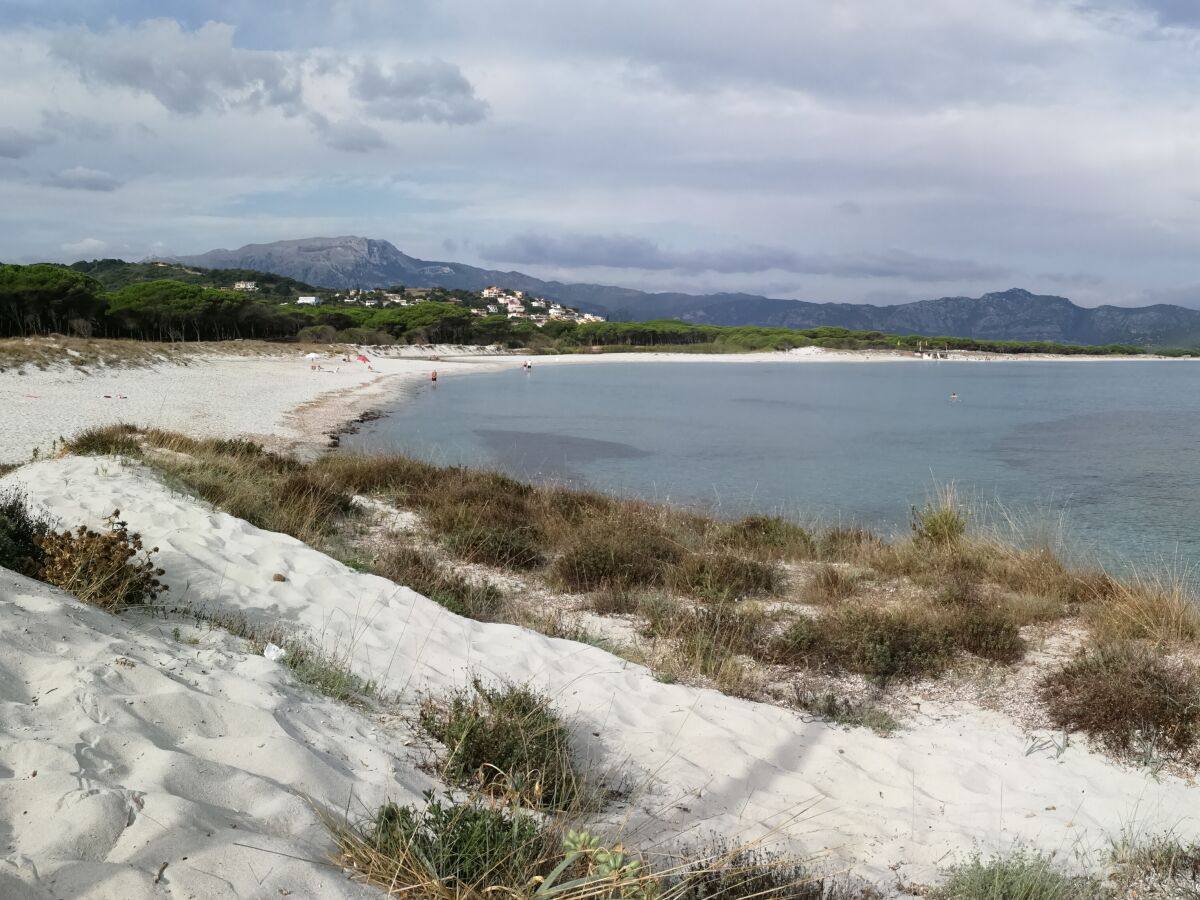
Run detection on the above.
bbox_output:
[296,296,320,306]
[481,286,503,299]
[233,280,258,291]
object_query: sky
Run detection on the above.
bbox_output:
[2,1,1200,307]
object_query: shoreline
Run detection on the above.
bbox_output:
[291,345,1198,454]
[2,341,1194,464]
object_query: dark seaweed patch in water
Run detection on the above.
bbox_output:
[474,429,650,479]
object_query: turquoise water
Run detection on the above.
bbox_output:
[342,360,1200,572]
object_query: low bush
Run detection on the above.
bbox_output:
[929,851,1104,899]
[418,678,586,810]
[720,514,813,558]
[670,552,782,602]
[553,519,681,591]
[777,606,957,683]
[375,545,506,621]
[0,488,51,576]
[1040,643,1200,756]
[36,511,167,611]
[940,602,1026,665]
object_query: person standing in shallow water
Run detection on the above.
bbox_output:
[431,370,438,383]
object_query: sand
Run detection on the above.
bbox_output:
[4,455,1200,898]
[4,344,1186,466]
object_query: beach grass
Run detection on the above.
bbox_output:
[929,851,1104,899]
[416,678,591,812]
[54,424,1200,756]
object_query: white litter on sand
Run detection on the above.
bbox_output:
[3,456,1199,898]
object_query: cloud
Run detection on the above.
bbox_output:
[41,110,118,141]
[61,237,109,258]
[350,59,488,124]
[308,113,388,152]
[45,166,124,191]
[480,233,1009,282]
[0,127,48,159]
[48,19,304,116]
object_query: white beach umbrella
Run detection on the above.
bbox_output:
[304,352,321,360]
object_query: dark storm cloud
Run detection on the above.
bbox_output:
[349,60,488,125]
[481,233,1009,282]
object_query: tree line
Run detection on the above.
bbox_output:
[0,263,1177,355]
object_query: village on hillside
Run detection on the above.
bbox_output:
[257,280,605,326]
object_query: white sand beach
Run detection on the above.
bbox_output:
[1,343,1185,465]
[3,454,1200,898]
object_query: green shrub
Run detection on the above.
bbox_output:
[365,795,554,891]
[720,515,813,558]
[776,606,956,684]
[1041,643,1200,755]
[929,851,1103,899]
[418,679,586,810]
[36,510,167,611]
[671,552,782,602]
[0,489,51,576]
[553,519,681,591]
[943,602,1026,665]
[375,545,506,621]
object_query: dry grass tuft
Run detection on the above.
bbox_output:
[805,563,859,604]
[1085,574,1200,646]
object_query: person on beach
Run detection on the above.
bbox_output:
[431,370,438,382]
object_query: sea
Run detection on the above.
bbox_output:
[340,359,1200,575]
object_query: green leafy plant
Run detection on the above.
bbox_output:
[0,488,52,576]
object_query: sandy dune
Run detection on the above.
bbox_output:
[4,456,1199,897]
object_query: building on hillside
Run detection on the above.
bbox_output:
[296,296,320,306]
[233,280,258,291]
[481,286,503,299]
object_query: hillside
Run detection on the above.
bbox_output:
[70,258,320,298]
[171,236,1200,347]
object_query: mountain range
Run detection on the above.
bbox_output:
[172,236,1200,347]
